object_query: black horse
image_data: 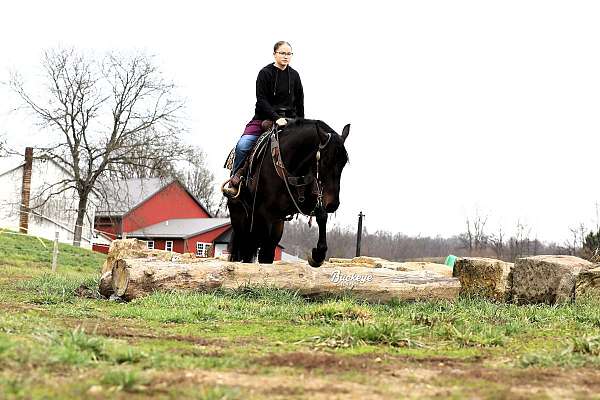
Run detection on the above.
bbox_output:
[226,119,350,267]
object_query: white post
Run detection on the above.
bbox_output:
[51,231,59,272]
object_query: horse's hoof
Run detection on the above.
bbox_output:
[307,255,323,268]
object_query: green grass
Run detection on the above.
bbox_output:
[101,369,146,392]
[2,232,600,399]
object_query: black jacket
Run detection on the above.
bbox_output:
[253,63,304,120]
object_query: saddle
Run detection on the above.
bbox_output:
[223,119,315,205]
[223,128,273,173]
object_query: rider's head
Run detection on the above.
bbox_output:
[273,41,293,69]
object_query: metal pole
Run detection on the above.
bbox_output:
[51,231,59,272]
[356,211,364,257]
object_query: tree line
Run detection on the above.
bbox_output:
[282,215,600,263]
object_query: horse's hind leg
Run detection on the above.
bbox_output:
[257,221,283,264]
[227,201,255,263]
[227,229,242,262]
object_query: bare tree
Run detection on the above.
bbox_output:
[472,213,488,252]
[566,227,578,256]
[459,218,474,255]
[10,48,187,246]
[109,142,219,215]
[488,226,504,259]
[508,220,531,260]
[458,211,488,256]
[564,222,586,256]
[109,126,179,179]
[176,146,218,214]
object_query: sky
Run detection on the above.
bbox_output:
[1,0,599,243]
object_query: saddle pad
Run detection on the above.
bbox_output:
[223,147,236,170]
[248,129,274,175]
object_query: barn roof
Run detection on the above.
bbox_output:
[96,177,211,218]
[126,218,230,239]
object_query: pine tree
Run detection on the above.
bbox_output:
[582,230,600,262]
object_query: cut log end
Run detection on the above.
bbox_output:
[112,259,130,297]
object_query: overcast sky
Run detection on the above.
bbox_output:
[1,0,599,243]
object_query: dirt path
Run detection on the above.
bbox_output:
[146,362,600,399]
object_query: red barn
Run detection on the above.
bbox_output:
[93,177,282,260]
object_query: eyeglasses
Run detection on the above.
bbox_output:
[275,51,293,56]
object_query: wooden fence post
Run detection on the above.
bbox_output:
[51,231,59,272]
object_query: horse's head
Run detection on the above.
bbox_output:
[316,122,350,213]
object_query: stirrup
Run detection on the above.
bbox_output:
[221,177,243,199]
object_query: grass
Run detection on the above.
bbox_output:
[1,231,600,399]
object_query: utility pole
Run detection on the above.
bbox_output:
[356,211,365,257]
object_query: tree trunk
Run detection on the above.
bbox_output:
[107,258,461,303]
[73,192,89,247]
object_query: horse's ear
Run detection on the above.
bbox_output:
[341,124,350,142]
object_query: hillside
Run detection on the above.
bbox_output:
[1,232,600,399]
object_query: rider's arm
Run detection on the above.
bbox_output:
[294,73,304,118]
[256,70,279,120]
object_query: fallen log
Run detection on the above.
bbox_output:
[326,257,452,277]
[109,258,461,303]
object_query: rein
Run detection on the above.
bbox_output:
[270,123,331,217]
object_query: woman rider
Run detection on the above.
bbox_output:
[222,41,304,197]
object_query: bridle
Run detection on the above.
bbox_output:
[270,123,332,218]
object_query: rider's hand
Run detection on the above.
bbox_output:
[275,117,287,127]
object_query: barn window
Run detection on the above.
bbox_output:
[196,242,211,257]
[147,240,155,250]
[165,241,173,252]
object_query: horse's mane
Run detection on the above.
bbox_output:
[285,118,349,163]
[286,118,338,136]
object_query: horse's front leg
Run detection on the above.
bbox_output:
[308,207,328,268]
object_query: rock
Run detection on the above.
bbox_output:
[452,257,514,301]
[87,385,103,395]
[511,255,594,304]
[575,266,600,300]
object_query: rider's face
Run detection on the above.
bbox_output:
[273,44,293,69]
